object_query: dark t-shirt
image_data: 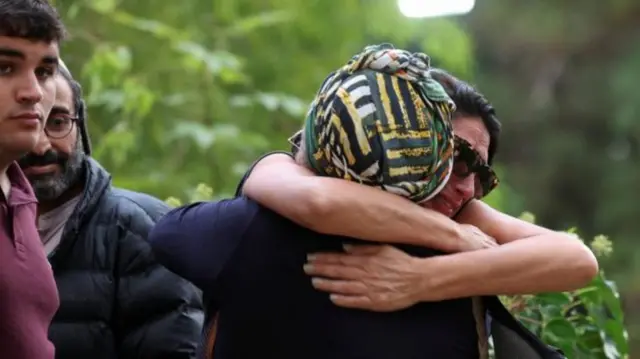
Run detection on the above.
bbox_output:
[150,196,479,359]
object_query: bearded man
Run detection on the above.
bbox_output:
[18,63,204,359]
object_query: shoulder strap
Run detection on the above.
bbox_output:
[204,314,219,359]
[473,296,490,359]
[484,296,566,359]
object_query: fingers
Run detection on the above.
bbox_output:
[306,252,367,266]
[303,263,365,280]
[329,294,382,311]
[484,236,498,247]
[343,244,383,255]
[482,239,498,248]
[311,278,368,295]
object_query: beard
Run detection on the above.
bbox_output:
[18,140,85,201]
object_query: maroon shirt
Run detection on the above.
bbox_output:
[0,162,59,359]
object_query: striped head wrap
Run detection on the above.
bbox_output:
[295,43,456,203]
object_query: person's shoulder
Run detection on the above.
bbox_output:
[211,196,300,237]
[215,196,263,224]
[230,196,313,238]
[111,188,167,218]
[235,151,293,196]
[99,187,170,233]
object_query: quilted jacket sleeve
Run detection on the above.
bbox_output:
[113,193,204,359]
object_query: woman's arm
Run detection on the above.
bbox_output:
[456,199,567,245]
[418,231,599,300]
[424,199,599,297]
[302,201,599,310]
[242,154,495,253]
[304,235,598,311]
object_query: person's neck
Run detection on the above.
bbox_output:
[0,154,12,198]
[0,169,9,199]
[37,183,84,215]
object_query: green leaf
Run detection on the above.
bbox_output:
[544,318,578,341]
[535,292,572,307]
[164,197,182,208]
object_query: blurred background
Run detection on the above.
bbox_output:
[51,0,640,354]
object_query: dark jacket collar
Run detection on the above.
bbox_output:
[69,157,112,229]
[49,156,111,267]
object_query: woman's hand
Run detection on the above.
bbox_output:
[303,244,427,312]
[459,224,498,251]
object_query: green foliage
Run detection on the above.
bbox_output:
[497,214,628,358]
[55,0,474,202]
[51,0,635,354]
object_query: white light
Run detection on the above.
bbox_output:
[398,0,475,19]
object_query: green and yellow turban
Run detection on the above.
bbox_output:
[297,43,456,203]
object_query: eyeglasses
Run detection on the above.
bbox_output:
[453,136,499,199]
[44,114,78,139]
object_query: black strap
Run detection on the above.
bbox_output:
[484,296,566,358]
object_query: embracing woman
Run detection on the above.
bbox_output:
[238,64,596,358]
[151,44,596,359]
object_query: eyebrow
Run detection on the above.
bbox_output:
[0,47,59,65]
[0,47,24,59]
[43,55,59,65]
[48,106,73,117]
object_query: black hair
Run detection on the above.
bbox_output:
[430,69,501,165]
[58,64,91,155]
[0,0,66,42]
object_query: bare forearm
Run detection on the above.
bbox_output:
[418,235,599,301]
[243,154,468,252]
[308,182,467,251]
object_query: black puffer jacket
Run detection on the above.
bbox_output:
[48,158,203,359]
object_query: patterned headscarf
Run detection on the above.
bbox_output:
[295,43,456,203]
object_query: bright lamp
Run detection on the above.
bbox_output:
[398,0,475,18]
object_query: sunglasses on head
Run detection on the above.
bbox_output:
[453,136,499,199]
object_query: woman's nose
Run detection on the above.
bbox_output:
[453,175,476,199]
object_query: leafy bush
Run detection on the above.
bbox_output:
[167,187,629,358]
[498,212,628,358]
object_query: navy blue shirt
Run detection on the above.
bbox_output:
[149,197,479,358]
